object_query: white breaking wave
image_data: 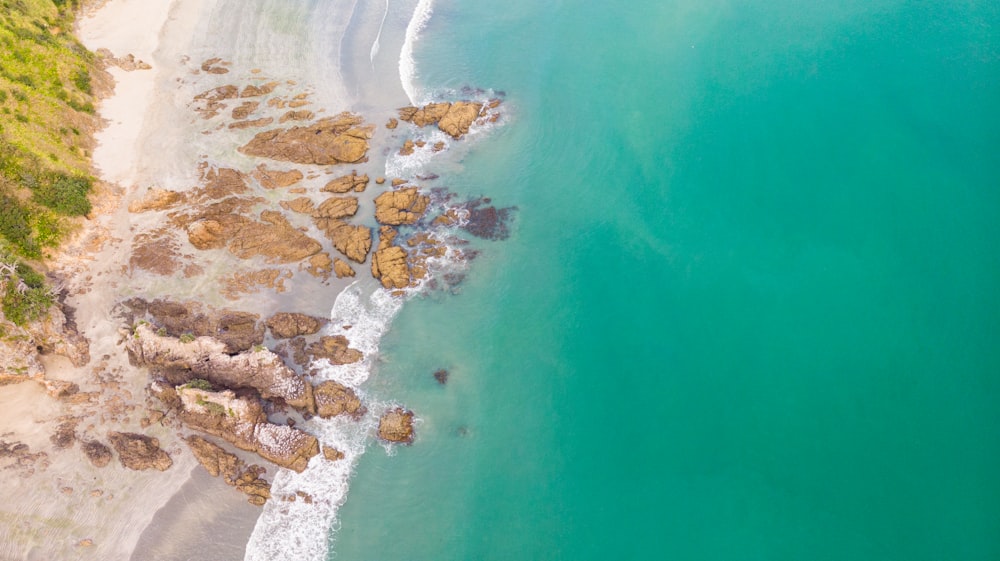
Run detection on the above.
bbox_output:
[399,0,435,105]
[370,0,390,68]
[245,284,403,561]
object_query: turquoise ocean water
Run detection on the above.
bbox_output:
[332,1,1000,559]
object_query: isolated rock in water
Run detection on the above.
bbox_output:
[371,226,411,289]
[279,109,314,123]
[252,164,303,188]
[385,117,398,129]
[437,102,483,138]
[374,187,430,225]
[240,82,279,98]
[434,369,449,384]
[398,102,451,127]
[307,335,363,365]
[107,432,172,471]
[265,313,326,339]
[238,113,373,165]
[126,324,314,412]
[313,219,371,263]
[231,101,259,120]
[322,446,345,462]
[399,139,415,156]
[172,387,319,473]
[313,196,359,220]
[333,258,355,278]
[322,172,369,194]
[314,380,364,419]
[460,199,516,241]
[378,408,415,444]
[81,440,112,468]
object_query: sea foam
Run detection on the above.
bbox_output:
[400,0,435,105]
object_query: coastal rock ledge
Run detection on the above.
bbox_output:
[238,113,374,165]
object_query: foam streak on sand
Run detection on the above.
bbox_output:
[400,0,435,105]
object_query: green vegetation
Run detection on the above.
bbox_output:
[0,252,54,326]
[0,0,99,264]
[179,333,196,343]
[185,378,213,391]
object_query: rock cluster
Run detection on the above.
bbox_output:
[238,113,373,165]
[397,99,501,138]
[107,432,172,471]
[186,436,271,506]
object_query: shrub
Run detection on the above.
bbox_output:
[186,378,212,391]
[1,261,53,326]
[32,173,91,216]
[179,333,195,343]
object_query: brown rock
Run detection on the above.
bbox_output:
[231,101,259,120]
[279,110,314,123]
[434,369,449,384]
[371,226,411,289]
[313,380,364,419]
[195,85,239,102]
[333,258,355,278]
[239,113,373,165]
[385,117,398,129]
[266,313,326,339]
[315,220,371,263]
[374,187,429,225]
[307,335,362,365]
[322,172,369,194]
[280,197,316,215]
[81,441,112,468]
[377,408,415,444]
[186,435,272,506]
[399,139,415,156]
[225,211,323,263]
[375,177,386,185]
[391,178,407,187]
[432,141,446,152]
[128,188,183,213]
[51,421,77,449]
[126,324,314,411]
[398,103,450,127]
[228,117,274,130]
[200,57,230,74]
[252,164,303,189]
[437,101,482,139]
[240,82,280,98]
[305,253,334,279]
[322,447,345,462]
[313,196,359,220]
[107,432,172,471]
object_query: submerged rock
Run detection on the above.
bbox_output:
[107,432,172,471]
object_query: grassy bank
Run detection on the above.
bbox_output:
[0,0,101,324]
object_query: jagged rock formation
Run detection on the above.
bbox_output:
[374,187,430,225]
[125,324,315,412]
[186,436,271,506]
[107,432,172,471]
[333,258,355,278]
[314,381,364,419]
[314,220,371,263]
[0,295,89,383]
[160,385,319,472]
[378,408,415,444]
[186,209,322,264]
[121,299,263,354]
[265,313,326,339]
[238,113,373,165]
[371,226,411,290]
[397,99,501,138]
[306,335,363,365]
[313,196,359,220]
[322,172,369,193]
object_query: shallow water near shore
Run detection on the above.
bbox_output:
[330,1,1000,560]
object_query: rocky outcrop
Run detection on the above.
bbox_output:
[126,324,314,412]
[314,381,364,419]
[128,188,183,213]
[279,110,314,123]
[378,408,415,444]
[313,197,359,220]
[315,220,371,263]
[265,313,326,339]
[238,113,373,165]
[322,172,369,193]
[374,187,429,225]
[231,101,259,120]
[397,99,501,138]
[200,57,230,74]
[186,436,271,506]
[333,258,355,278]
[51,421,77,449]
[371,226,411,290]
[107,432,172,471]
[81,440,112,468]
[185,209,322,264]
[322,447,345,462]
[280,197,316,215]
[306,335,363,365]
[121,299,263,354]
[240,82,279,98]
[252,164,303,189]
[169,386,319,473]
